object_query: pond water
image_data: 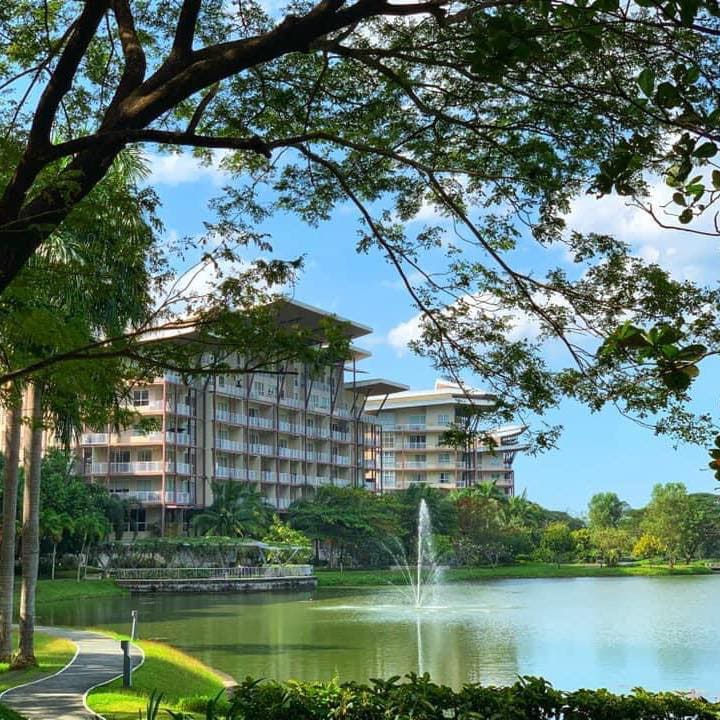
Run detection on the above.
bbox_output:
[41,576,720,695]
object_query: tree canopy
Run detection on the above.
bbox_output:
[0,0,719,444]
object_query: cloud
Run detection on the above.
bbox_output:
[145,151,229,187]
[387,313,423,356]
[564,181,719,283]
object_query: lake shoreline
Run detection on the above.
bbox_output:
[316,561,713,586]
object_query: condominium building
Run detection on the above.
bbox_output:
[364,380,525,494]
[75,300,408,536]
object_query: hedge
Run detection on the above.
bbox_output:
[216,675,720,720]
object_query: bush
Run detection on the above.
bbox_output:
[196,675,720,720]
[0,704,25,720]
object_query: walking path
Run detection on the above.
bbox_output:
[0,626,143,720]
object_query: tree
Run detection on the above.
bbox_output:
[0,0,719,445]
[0,386,21,662]
[590,527,632,567]
[40,510,73,581]
[192,482,271,539]
[263,517,312,564]
[588,493,626,530]
[632,534,666,560]
[74,513,110,582]
[539,522,576,566]
[642,483,690,567]
[13,383,43,668]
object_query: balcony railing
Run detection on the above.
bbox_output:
[217,438,243,452]
[331,431,350,442]
[216,383,244,397]
[279,421,301,434]
[82,433,108,445]
[110,489,162,503]
[248,415,273,429]
[278,447,302,460]
[333,455,350,465]
[167,462,193,475]
[249,443,273,456]
[214,466,255,481]
[164,491,194,505]
[166,432,193,446]
[261,470,276,482]
[279,396,303,409]
[216,410,245,425]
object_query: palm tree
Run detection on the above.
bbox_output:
[74,513,109,582]
[192,482,271,538]
[41,510,73,581]
[13,382,43,668]
[0,386,22,662]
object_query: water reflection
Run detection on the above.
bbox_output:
[40,576,720,694]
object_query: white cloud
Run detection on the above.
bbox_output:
[387,313,423,356]
[564,181,719,283]
[145,151,229,187]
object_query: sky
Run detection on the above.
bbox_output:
[144,150,720,517]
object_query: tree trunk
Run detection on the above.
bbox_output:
[51,543,57,581]
[12,382,43,669]
[0,391,22,662]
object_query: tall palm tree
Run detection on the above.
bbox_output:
[13,382,43,668]
[41,510,73,581]
[0,386,22,662]
[192,482,271,538]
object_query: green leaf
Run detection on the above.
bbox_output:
[636,68,655,97]
[678,208,693,224]
[692,142,717,159]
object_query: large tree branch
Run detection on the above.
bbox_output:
[109,0,147,108]
[169,0,204,65]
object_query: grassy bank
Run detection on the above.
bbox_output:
[16,578,126,607]
[316,561,714,586]
[0,632,76,693]
[87,638,229,720]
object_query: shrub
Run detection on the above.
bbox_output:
[194,675,720,720]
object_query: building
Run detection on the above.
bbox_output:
[76,300,407,536]
[364,380,525,494]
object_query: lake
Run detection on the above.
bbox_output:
[40,575,720,695]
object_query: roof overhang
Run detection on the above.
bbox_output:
[344,378,410,395]
[272,298,372,339]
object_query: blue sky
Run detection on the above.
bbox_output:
[145,151,719,516]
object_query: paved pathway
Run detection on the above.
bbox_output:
[0,627,143,719]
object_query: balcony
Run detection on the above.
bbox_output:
[165,491,195,505]
[217,438,243,453]
[333,408,351,418]
[166,462,193,475]
[172,402,193,416]
[214,466,253,481]
[279,472,301,485]
[309,451,330,463]
[248,443,273,456]
[166,432,193,446]
[279,421,301,434]
[331,431,350,442]
[216,383,244,397]
[261,470,277,483]
[407,442,427,449]
[107,461,164,474]
[279,396,303,409]
[278,446,302,460]
[333,455,350,465]
[110,489,162,503]
[82,433,108,445]
[247,415,273,429]
[130,399,165,413]
[216,410,245,425]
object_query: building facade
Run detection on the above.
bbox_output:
[76,301,406,536]
[364,380,525,494]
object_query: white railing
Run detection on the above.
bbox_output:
[130,431,163,443]
[217,438,243,452]
[216,383,244,397]
[109,461,163,473]
[279,396,303,409]
[278,447,302,459]
[166,432,192,445]
[399,461,427,469]
[333,408,351,418]
[333,455,350,465]
[132,399,165,411]
[112,565,314,580]
[332,477,351,487]
[248,415,273,429]
[261,470,276,482]
[216,410,245,425]
[172,402,193,416]
[167,462,193,475]
[279,421,301,434]
[214,466,246,480]
[110,489,162,503]
[407,442,427,449]
[82,433,108,445]
[164,491,194,505]
[309,451,330,463]
[331,431,350,442]
[249,443,274,456]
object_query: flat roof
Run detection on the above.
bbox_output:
[344,378,410,395]
[273,298,372,339]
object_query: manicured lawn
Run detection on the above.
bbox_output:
[0,632,76,693]
[15,578,127,607]
[86,638,228,720]
[316,561,713,586]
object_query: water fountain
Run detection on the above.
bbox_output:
[397,499,443,608]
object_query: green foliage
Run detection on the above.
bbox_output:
[191,482,272,539]
[174,673,720,720]
[633,534,666,560]
[590,527,632,566]
[263,517,312,564]
[538,522,576,565]
[587,492,626,529]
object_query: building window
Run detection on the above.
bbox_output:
[218,375,225,387]
[407,414,426,426]
[137,450,152,463]
[439,472,451,483]
[111,450,130,463]
[132,389,149,406]
[384,433,395,448]
[409,434,426,448]
[439,452,451,464]
[437,414,450,425]
[378,413,395,427]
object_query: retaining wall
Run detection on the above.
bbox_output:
[115,575,317,593]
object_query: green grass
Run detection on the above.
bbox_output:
[86,638,229,720]
[0,703,26,720]
[0,632,76,693]
[316,561,713,586]
[20,578,127,607]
